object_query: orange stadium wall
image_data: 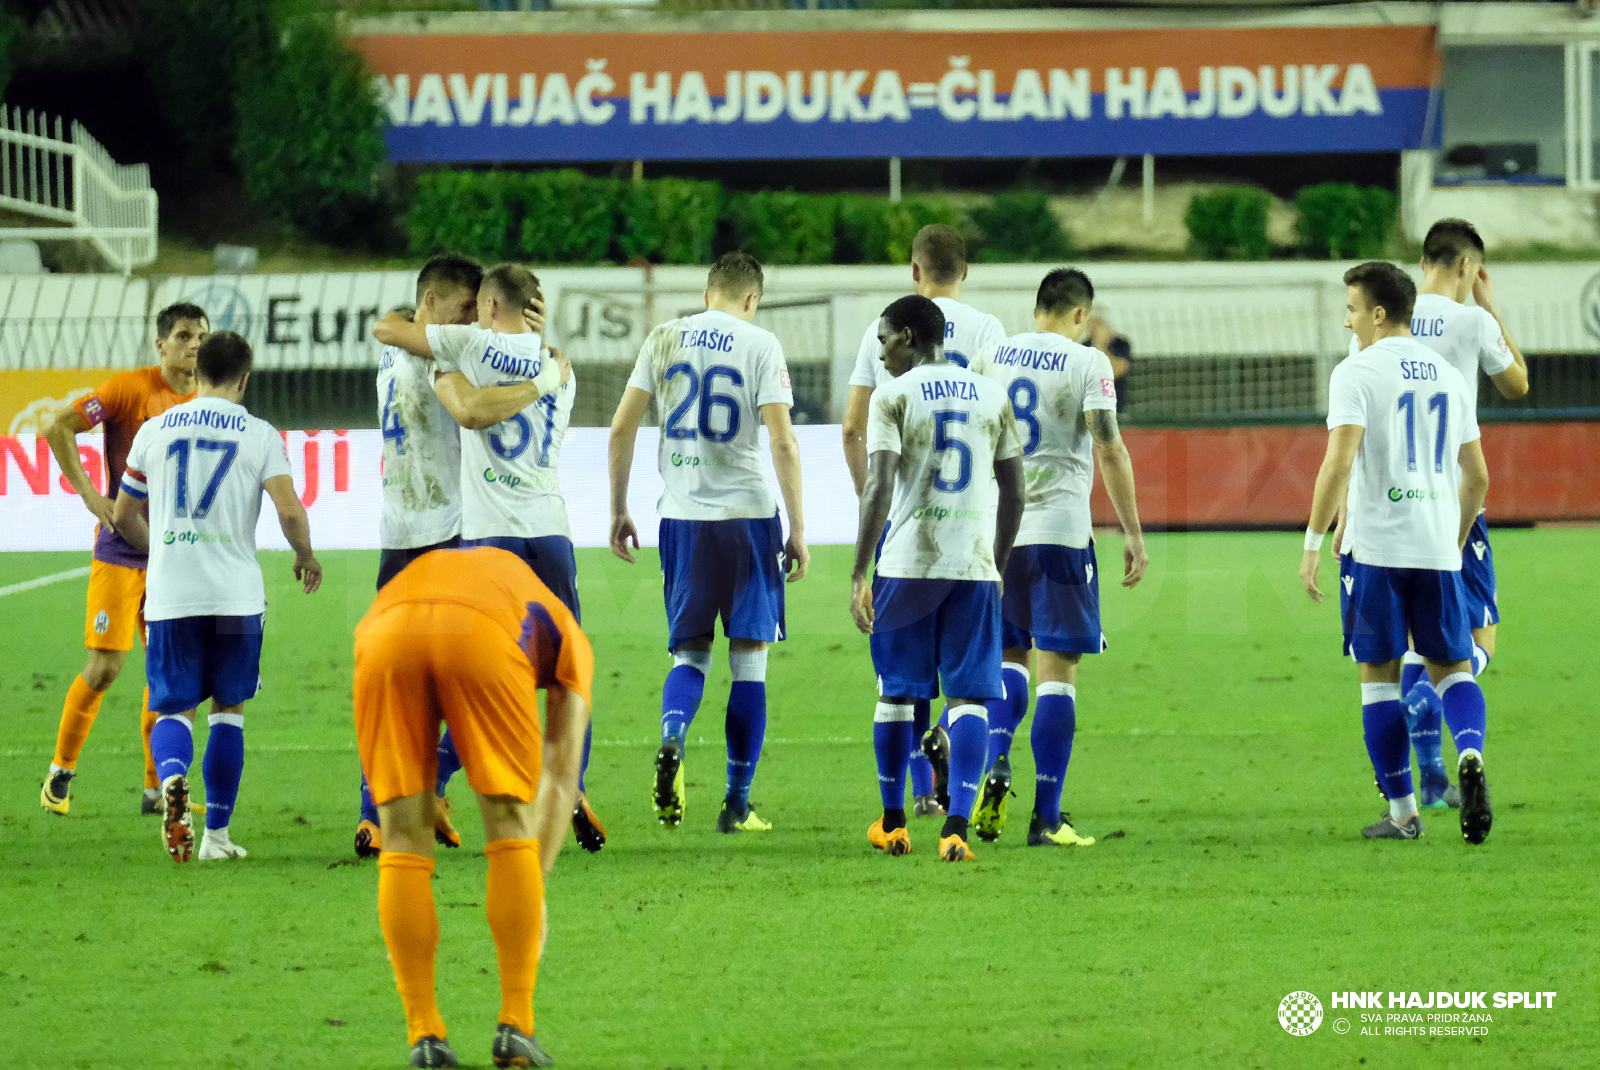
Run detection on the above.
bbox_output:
[1089,423,1600,527]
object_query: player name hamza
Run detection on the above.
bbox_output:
[159,409,249,432]
[919,378,982,402]
[1331,991,1558,1009]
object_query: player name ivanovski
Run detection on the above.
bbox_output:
[158,409,250,432]
[918,377,983,401]
[988,344,1081,371]
[1330,991,1558,1009]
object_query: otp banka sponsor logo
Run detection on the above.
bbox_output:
[1388,487,1446,503]
[1278,991,1324,1036]
[483,467,522,489]
[163,530,235,545]
[183,283,253,335]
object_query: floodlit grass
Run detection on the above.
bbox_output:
[2,533,1595,1069]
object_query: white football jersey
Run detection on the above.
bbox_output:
[976,331,1118,549]
[851,296,1009,388]
[867,361,1023,582]
[627,309,794,521]
[1328,336,1480,571]
[377,345,461,549]
[1345,294,1512,411]
[120,397,293,621]
[426,324,575,541]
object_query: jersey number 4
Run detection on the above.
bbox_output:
[382,380,407,456]
[664,363,742,443]
[166,438,239,520]
[1398,390,1449,474]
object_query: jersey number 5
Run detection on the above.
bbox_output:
[1398,390,1449,474]
[932,410,973,493]
[166,438,239,520]
[664,363,743,443]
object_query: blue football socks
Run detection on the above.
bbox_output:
[1031,682,1077,825]
[578,718,592,794]
[946,705,989,820]
[202,714,245,832]
[1361,683,1414,802]
[150,715,193,783]
[358,774,379,826]
[873,703,915,810]
[1471,643,1491,677]
[435,728,462,797]
[1400,653,1447,791]
[724,650,769,812]
[984,663,1031,768]
[908,699,934,797]
[661,651,710,747]
[1438,672,1488,762]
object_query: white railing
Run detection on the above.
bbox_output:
[0,107,158,275]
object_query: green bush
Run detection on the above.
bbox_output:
[615,177,724,265]
[836,196,962,265]
[408,171,518,262]
[972,189,1071,262]
[1294,183,1398,259]
[0,1,28,101]
[517,170,617,264]
[1184,186,1273,260]
[142,0,274,170]
[234,13,388,241]
[725,191,838,265]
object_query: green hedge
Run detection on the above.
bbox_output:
[409,171,974,267]
[1294,183,1398,259]
[1184,186,1273,261]
[972,189,1072,262]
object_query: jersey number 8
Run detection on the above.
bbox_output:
[664,363,742,443]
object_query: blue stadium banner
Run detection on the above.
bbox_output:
[351,26,1439,162]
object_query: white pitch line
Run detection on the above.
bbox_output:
[0,566,90,598]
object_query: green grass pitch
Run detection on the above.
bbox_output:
[2,532,1595,1070]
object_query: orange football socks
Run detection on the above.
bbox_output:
[377,852,447,1045]
[140,688,158,789]
[52,675,105,770]
[484,838,544,1036]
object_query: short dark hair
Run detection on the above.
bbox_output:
[1421,218,1486,267]
[1035,268,1094,316]
[881,294,946,350]
[415,254,483,304]
[480,263,541,312]
[708,252,764,298]
[1343,261,1417,325]
[196,330,253,387]
[911,224,966,285]
[156,302,208,340]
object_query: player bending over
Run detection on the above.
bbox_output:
[609,252,808,834]
[111,331,322,862]
[374,264,608,855]
[353,547,591,1069]
[1333,217,1528,810]
[970,268,1149,846]
[851,295,1024,862]
[841,224,1008,817]
[39,302,204,816]
[1301,262,1494,845]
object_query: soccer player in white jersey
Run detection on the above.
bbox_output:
[968,268,1149,847]
[374,264,610,851]
[1334,219,1529,810]
[111,332,323,863]
[851,295,1025,862]
[1301,262,1494,844]
[841,224,1008,818]
[608,252,808,834]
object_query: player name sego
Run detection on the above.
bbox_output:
[158,409,249,432]
[1331,991,1558,1009]
[378,62,1386,129]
